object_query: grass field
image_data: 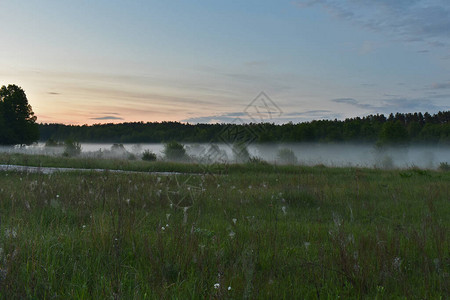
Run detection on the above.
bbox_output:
[0,154,449,298]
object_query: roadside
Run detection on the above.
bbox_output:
[0,164,187,176]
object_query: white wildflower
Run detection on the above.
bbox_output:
[232,218,237,224]
[304,242,311,250]
[228,286,231,291]
[332,212,342,227]
[161,226,165,231]
[393,257,402,270]
[434,258,440,271]
[229,231,235,239]
[214,283,220,289]
[166,213,171,221]
[282,206,287,215]
[5,228,17,238]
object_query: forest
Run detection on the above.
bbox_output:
[39,111,450,145]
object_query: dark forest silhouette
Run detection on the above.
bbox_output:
[1,84,448,146]
[39,111,449,145]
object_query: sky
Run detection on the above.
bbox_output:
[1,0,449,125]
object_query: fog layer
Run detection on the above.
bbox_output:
[1,143,448,170]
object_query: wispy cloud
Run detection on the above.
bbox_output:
[181,112,247,124]
[431,81,450,89]
[48,92,60,95]
[181,110,344,124]
[331,98,374,110]
[332,96,448,114]
[90,116,124,120]
[294,0,450,47]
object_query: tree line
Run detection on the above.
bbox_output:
[39,111,450,145]
[1,84,448,146]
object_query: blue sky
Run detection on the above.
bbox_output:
[1,0,449,124]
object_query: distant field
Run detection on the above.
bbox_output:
[0,156,448,298]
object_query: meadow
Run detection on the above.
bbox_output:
[0,154,448,298]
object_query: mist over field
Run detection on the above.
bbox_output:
[1,143,448,170]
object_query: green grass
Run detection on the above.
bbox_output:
[0,156,448,298]
[0,152,331,175]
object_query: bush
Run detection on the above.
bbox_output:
[200,144,228,164]
[142,150,157,161]
[438,162,450,171]
[62,139,81,157]
[232,143,250,163]
[248,156,269,165]
[163,141,187,161]
[45,138,63,147]
[277,148,298,165]
[111,143,127,153]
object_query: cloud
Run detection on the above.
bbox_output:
[48,92,60,95]
[90,116,124,120]
[428,93,450,99]
[332,96,448,114]
[431,81,450,89]
[294,0,450,47]
[385,98,447,112]
[283,110,344,120]
[361,83,377,87]
[181,112,248,124]
[285,110,331,116]
[331,98,375,109]
[181,110,344,124]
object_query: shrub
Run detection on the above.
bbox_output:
[248,156,269,165]
[277,148,298,165]
[111,143,127,153]
[163,141,187,161]
[45,138,63,147]
[200,144,228,163]
[438,162,450,171]
[232,143,250,163]
[142,150,157,161]
[62,139,81,157]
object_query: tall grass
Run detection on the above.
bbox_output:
[0,162,448,298]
